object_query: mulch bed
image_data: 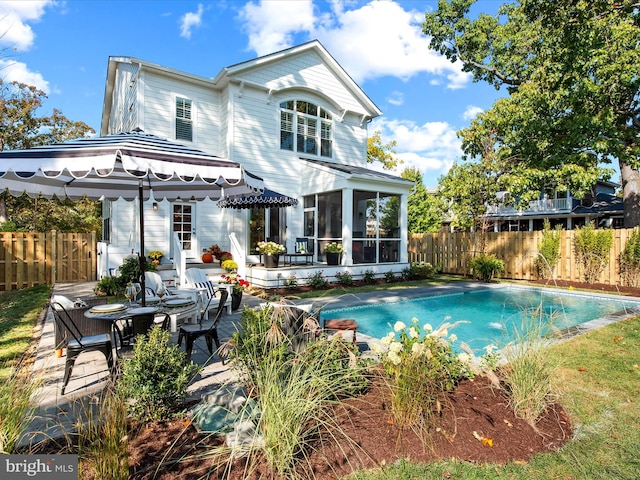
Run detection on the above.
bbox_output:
[127,376,572,480]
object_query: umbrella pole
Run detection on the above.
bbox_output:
[139,179,147,306]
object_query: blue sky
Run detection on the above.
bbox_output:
[0,0,507,187]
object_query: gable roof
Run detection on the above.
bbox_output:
[212,40,382,118]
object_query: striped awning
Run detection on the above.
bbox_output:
[0,130,263,201]
[217,188,298,209]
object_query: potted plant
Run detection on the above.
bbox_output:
[147,250,164,265]
[221,259,238,273]
[216,251,233,263]
[257,241,286,268]
[325,242,345,265]
[220,273,250,311]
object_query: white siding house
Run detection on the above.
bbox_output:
[98,41,412,287]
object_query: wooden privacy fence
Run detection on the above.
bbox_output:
[0,231,97,291]
[409,229,638,286]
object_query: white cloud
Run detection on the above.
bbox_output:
[237,0,471,89]
[386,91,404,106]
[238,0,316,55]
[179,3,204,39]
[0,59,49,93]
[370,117,462,186]
[0,0,53,51]
[463,105,484,121]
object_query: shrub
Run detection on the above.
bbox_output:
[573,221,613,283]
[118,326,202,422]
[620,227,640,287]
[400,267,411,281]
[536,219,562,279]
[469,253,505,282]
[95,275,119,296]
[384,270,396,283]
[335,270,353,286]
[372,319,470,429]
[409,262,436,280]
[307,270,329,289]
[362,268,377,285]
[116,255,157,290]
[283,273,298,289]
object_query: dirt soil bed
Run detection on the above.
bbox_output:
[127,376,572,480]
[524,278,640,297]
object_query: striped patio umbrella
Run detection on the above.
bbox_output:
[0,129,264,303]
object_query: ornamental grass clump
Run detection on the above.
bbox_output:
[76,385,129,480]
[373,318,471,429]
[499,305,561,425]
[0,360,41,454]
[228,303,370,478]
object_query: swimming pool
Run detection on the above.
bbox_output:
[319,286,640,350]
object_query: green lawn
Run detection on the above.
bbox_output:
[0,285,51,378]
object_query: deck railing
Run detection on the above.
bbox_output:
[486,197,570,215]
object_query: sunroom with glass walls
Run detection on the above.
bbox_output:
[303,189,401,265]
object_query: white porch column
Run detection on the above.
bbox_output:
[342,188,353,266]
[400,192,409,264]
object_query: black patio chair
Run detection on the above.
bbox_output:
[177,288,229,363]
[50,302,117,395]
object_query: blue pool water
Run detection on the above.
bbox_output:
[320,287,640,350]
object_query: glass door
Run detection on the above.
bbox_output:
[172,203,196,258]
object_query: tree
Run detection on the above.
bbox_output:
[0,79,96,231]
[367,130,401,170]
[423,0,640,226]
[437,158,502,230]
[401,167,445,232]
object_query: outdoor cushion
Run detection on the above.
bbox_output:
[52,295,75,310]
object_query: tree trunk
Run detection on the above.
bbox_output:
[620,159,640,228]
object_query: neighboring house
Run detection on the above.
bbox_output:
[484,181,623,231]
[98,40,412,286]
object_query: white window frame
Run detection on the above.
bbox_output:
[280,100,332,158]
[175,96,193,142]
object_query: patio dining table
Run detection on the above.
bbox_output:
[84,298,199,343]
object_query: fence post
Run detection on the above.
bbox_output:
[51,230,57,286]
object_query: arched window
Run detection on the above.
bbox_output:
[280,100,332,157]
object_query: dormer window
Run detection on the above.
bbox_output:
[280,100,332,157]
[175,97,192,141]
